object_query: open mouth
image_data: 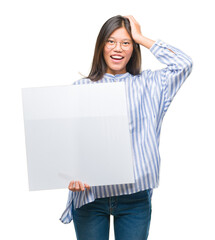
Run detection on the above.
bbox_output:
[110,55,124,60]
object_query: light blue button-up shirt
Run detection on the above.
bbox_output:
[60,39,193,223]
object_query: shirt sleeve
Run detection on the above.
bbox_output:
[149,39,193,112]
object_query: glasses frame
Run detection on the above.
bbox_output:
[105,39,133,50]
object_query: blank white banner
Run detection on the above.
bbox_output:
[22,82,135,191]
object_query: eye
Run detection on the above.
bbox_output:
[122,41,130,46]
[107,39,115,44]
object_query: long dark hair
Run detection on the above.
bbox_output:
[87,15,141,81]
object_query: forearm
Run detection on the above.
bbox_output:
[138,35,175,54]
[150,39,193,110]
[137,35,156,49]
[150,40,193,70]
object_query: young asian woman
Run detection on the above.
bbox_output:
[60,15,193,240]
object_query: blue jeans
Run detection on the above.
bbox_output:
[72,190,152,240]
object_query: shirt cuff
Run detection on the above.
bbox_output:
[149,39,167,53]
[150,39,178,58]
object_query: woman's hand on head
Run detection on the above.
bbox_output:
[125,15,155,49]
[68,181,91,192]
[124,15,143,44]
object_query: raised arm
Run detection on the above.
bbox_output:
[126,15,193,112]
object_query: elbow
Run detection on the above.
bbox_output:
[188,57,193,73]
[182,56,193,76]
[187,56,193,74]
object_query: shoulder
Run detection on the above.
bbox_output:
[131,69,165,92]
[130,69,154,83]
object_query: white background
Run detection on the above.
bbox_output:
[0,0,214,239]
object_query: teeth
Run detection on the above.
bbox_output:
[111,56,123,59]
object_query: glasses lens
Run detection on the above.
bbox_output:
[121,41,131,50]
[106,40,115,49]
[105,40,132,50]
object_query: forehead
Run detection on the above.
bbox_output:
[109,27,131,40]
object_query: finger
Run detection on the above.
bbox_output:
[84,183,91,190]
[77,181,83,192]
[79,181,85,191]
[130,15,138,24]
[68,181,74,189]
[124,16,137,32]
[75,181,80,191]
[68,181,75,191]
[125,15,139,27]
[124,15,135,23]
[124,15,132,22]
[124,15,133,18]
[127,15,138,23]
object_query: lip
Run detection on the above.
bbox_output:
[110,54,124,63]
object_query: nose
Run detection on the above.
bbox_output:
[114,42,123,51]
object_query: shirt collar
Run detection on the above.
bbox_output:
[104,72,130,79]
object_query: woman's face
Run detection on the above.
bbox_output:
[103,27,133,75]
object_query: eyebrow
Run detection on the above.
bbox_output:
[108,37,132,41]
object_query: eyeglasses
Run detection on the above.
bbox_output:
[105,39,132,50]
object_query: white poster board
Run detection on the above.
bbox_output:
[22,82,135,191]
